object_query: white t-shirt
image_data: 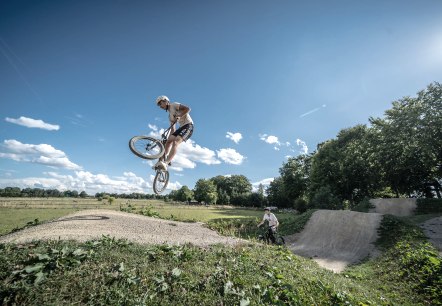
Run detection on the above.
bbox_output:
[262,213,278,227]
[168,102,193,126]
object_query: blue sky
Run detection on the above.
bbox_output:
[1,0,442,195]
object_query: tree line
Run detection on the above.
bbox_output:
[267,82,442,211]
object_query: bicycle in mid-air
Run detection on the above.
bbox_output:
[129,123,174,194]
[258,225,285,246]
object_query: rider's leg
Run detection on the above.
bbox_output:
[162,135,176,162]
[164,136,183,164]
[268,227,276,244]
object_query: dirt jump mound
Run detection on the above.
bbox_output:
[0,210,244,247]
[287,210,382,273]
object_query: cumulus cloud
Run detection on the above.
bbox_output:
[0,139,81,170]
[251,177,274,192]
[5,116,60,130]
[146,124,246,169]
[0,170,183,195]
[226,132,242,144]
[217,148,245,165]
[260,134,280,145]
[146,124,221,171]
[260,134,286,151]
[296,138,309,154]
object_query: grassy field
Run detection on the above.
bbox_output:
[1,197,440,305]
[0,197,280,236]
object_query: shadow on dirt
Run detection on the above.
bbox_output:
[54,215,110,222]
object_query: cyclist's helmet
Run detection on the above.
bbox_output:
[264,207,270,211]
[156,95,169,105]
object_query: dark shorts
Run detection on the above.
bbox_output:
[172,123,194,141]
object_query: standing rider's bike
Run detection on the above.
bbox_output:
[129,123,174,194]
[258,225,285,246]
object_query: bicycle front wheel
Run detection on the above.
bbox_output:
[153,169,169,194]
[129,136,165,160]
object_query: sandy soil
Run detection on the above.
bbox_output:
[0,209,245,247]
[285,210,382,273]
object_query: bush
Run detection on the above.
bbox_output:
[310,186,342,210]
[294,198,308,213]
[416,198,442,214]
[352,197,374,212]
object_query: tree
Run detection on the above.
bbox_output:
[175,186,193,202]
[193,179,218,204]
[369,82,442,197]
[308,125,380,205]
[266,177,290,207]
[79,191,88,198]
[279,155,311,204]
[227,175,253,195]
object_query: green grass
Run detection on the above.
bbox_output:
[1,228,440,306]
[0,208,77,235]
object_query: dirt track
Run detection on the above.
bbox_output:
[1,200,440,274]
[0,210,244,247]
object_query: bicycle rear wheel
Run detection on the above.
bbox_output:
[129,136,165,160]
[153,169,169,194]
[275,236,285,246]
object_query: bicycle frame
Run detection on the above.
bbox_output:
[146,123,174,154]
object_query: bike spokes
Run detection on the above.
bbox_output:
[153,170,169,194]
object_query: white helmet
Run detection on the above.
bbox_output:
[155,95,169,105]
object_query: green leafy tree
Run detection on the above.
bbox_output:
[370,82,442,197]
[309,125,380,205]
[175,186,193,202]
[279,154,311,206]
[193,179,218,204]
[266,177,290,207]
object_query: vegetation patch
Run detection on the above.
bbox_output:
[346,214,442,305]
[1,235,432,306]
[416,198,442,214]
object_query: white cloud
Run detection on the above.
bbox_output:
[296,138,309,154]
[148,124,158,132]
[177,139,221,167]
[0,139,82,170]
[259,134,283,151]
[217,148,245,165]
[260,134,280,145]
[5,116,60,130]
[299,104,327,118]
[252,177,275,192]
[146,124,221,170]
[0,170,184,195]
[226,132,242,144]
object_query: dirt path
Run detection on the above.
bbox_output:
[285,210,382,273]
[420,216,442,256]
[0,210,245,247]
